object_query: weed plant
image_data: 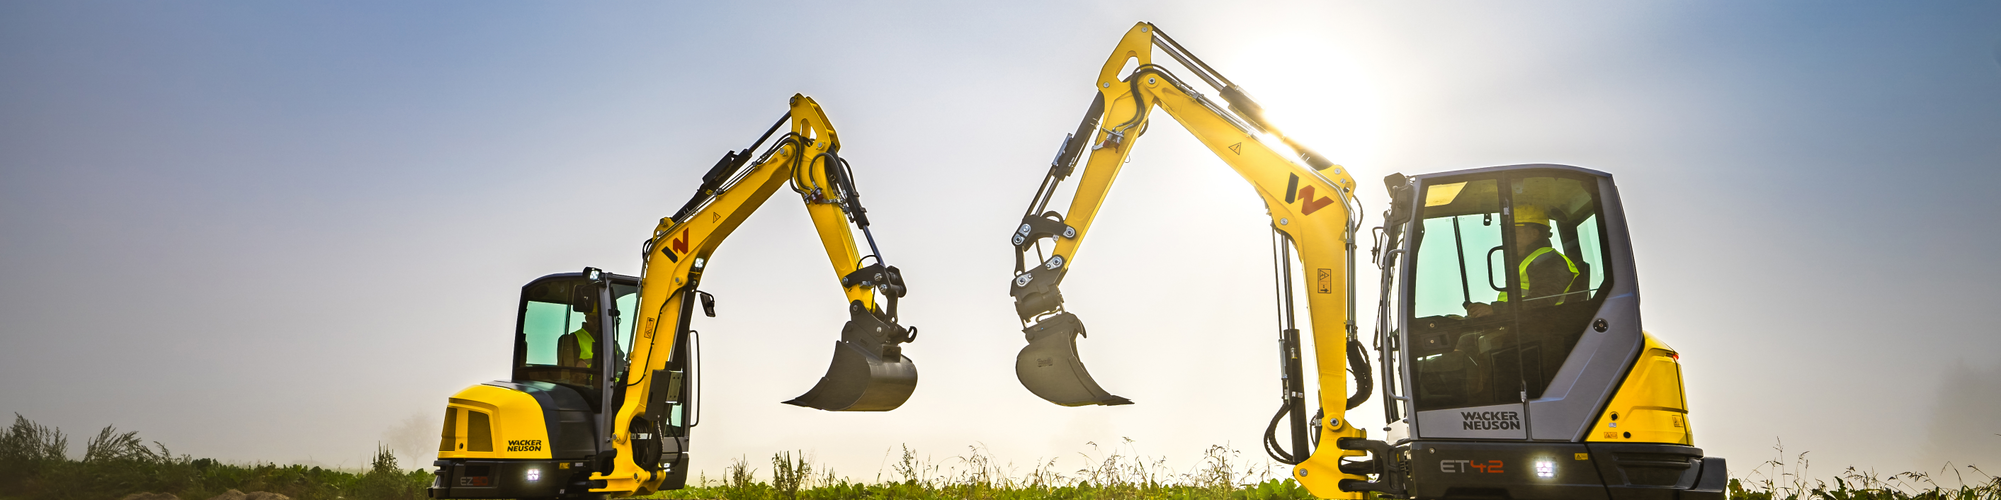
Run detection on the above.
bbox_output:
[651,438,1999,500]
[1727,440,1998,500]
[649,440,1317,500]
[0,414,429,500]
[4,414,1994,500]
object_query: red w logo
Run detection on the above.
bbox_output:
[1284,174,1335,216]
[662,228,691,262]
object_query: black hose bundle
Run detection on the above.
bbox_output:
[1265,339,1376,465]
[1263,401,1303,465]
[1347,338,1373,410]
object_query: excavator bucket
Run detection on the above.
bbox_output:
[1015,313,1132,406]
[784,306,918,411]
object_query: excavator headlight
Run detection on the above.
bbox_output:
[1535,460,1555,479]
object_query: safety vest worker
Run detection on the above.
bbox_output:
[1495,204,1579,307]
[570,326,596,362]
[559,311,600,370]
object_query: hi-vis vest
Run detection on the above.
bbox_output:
[570,328,596,360]
[1496,247,1579,304]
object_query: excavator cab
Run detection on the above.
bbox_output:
[1398,169,1610,416]
[512,273,641,411]
[512,272,636,400]
[1369,164,1724,500]
[435,270,694,500]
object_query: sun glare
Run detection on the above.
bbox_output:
[1214,34,1389,174]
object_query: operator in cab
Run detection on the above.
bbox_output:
[1465,204,1579,318]
[555,306,605,387]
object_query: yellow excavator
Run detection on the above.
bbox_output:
[428,95,918,499]
[1008,22,1727,500]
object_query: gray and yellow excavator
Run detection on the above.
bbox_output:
[428,95,918,499]
[1006,22,1728,500]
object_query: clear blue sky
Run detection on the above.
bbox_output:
[3,0,1998,481]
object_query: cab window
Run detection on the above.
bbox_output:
[1407,178,1518,411]
[515,278,638,390]
[609,282,639,384]
[1404,172,1611,411]
[1507,175,1610,399]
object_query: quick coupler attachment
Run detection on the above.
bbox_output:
[785,301,917,411]
[1333,437,1405,497]
[1015,313,1131,406]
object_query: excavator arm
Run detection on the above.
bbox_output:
[1006,22,1370,497]
[592,94,917,495]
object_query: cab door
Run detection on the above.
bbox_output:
[1398,165,1629,442]
[1402,175,1529,439]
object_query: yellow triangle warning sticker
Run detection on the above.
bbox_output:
[1228,142,1242,155]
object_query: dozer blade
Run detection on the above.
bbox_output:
[784,304,918,411]
[1015,313,1132,406]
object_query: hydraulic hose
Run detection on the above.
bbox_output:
[1263,401,1301,465]
[1347,339,1373,410]
[1268,340,1374,465]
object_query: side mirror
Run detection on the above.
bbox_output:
[1382,173,1413,225]
[1382,173,1408,192]
[698,291,717,318]
[572,286,597,313]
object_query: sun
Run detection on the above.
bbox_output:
[1207,33,1391,175]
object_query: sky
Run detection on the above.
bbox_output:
[3,0,1999,486]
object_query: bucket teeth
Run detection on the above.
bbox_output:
[1015,313,1131,406]
[784,305,917,411]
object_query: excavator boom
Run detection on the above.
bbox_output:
[591,94,919,494]
[1005,22,1367,496]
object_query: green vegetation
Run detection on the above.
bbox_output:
[0,414,428,500]
[1726,441,1998,500]
[643,440,1999,500]
[2,415,1994,500]
[644,442,1317,500]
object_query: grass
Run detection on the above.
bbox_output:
[2,414,1993,500]
[0,414,429,500]
[1727,440,1998,500]
[646,440,1316,500]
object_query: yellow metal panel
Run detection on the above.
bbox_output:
[437,406,457,453]
[1586,333,1694,445]
[435,384,552,460]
